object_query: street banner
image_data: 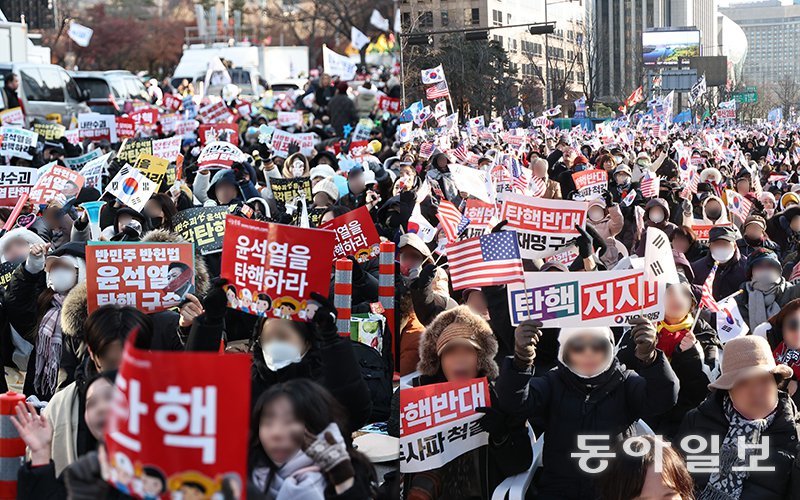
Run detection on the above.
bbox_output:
[0,166,39,206]
[506,269,665,327]
[220,215,336,320]
[162,93,183,111]
[64,148,102,171]
[0,107,24,125]
[277,111,304,127]
[79,152,111,191]
[198,100,234,124]
[172,206,234,255]
[323,46,357,81]
[572,169,608,201]
[377,95,401,114]
[197,141,246,171]
[105,336,250,499]
[79,113,118,142]
[105,164,157,212]
[499,193,588,260]
[115,117,136,140]
[462,199,497,238]
[269,177,312,213]
[319,206,381,262]
[643,227,679,285]
[28,165,84,204]
[270,130,315,158]
[152,136,182,162]
[117,138,155,164]
[0,126,38,160]
[33,122,66,141]
[400,377,490,473]
[134,154,169,185]
[198,123,239,146]
[86,241,195,314]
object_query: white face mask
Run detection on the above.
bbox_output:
[291,160,305,178]
[710,246,735,264]
[649,210,665,223]
[614,155,623,165]
[752,269,780,284]
[47,268,77,293]
[261,340,303,371]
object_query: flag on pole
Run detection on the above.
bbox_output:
[623,86,644,111]
[699,263,721,312]
[421,65,446,84]
[437,200,469,243]
[350,26,371,50]
[322,46,357,81]
[426,81,450,100]
[689,76,707,106]
[446,231,525,290]
[716,295,749,344]
[725,189,753,221]
[370,9,390,31]
[68,21,94,47]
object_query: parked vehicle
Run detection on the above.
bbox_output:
[0,63,90,125]
[70,70,149,115]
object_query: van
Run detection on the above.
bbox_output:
[0,63,91,125]
[70,70,149,115]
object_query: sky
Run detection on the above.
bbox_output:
[719,0,793,6]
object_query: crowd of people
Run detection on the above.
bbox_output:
[1,64,800,500]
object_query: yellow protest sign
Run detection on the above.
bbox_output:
[134,154,169,185]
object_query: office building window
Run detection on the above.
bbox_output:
[441,11,449,26]
[420,11,433,28]
[492,9,503,27]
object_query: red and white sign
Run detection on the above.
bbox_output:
[319,206,381,262]
[220,215,336,320]
[130,108,159,132]
[86,242,196,314]
[377,95,402,114]
[105,336,250,499]
[196,141,245,171]
[152,136,182,162]
[400,377,490,473]
[463,199,497,238]
[162,93,183,111]
[236,101,252,117]
[28,164,85,204]
[198,123,239,146]
[277,111,304,127]
[692,222,734,244]
[270,130,315,158]
[198,100,235,123]
[0,166,39,207]
[115,117,136,140]
[78,113,118,142]
[572,169,608,201]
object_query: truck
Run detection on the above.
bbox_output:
[0,11,51,63]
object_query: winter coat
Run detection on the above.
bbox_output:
[426,156,462,206]
[766,206,800,254]
[328,94,358,136]
[734,278,800,328]
[398,308,424,376]
[495,354,679,499]
[691,251,748,301]
[588,202,624,268]
[737,237,781,260]
[634,198,679,257]
[675,390,800,499]
[542,178,561,199]
[17,452,132,500]
[354,91,376,118]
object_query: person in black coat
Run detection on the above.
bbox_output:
[675,336,800,500]
[691,225,748,301]
[495,318,679,500]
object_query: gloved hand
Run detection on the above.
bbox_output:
[410,264,437,291]
[475,406,515,440]
[630,316,657,364]
[513,320,542,369]
[25,244,49,274]
[575,225,594,259]
[396,190,416,227]
[584,224,608,257]
[681,199,693,217]
[490,219,509,233]
[345,255,364,283]
[204,278,229,321]
[310,291,338,344]
[287,143,300,156]
[601,190,613,207]
[752,198,765,213]
[301,423,354,486]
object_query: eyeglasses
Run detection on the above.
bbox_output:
[569,339,607,354]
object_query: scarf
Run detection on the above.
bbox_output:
[746,280,783,328]
[774,342,800,380]
[34,293,65,398]
[251,451,325,500]
[657,314,694,359]
[700,396,776,500]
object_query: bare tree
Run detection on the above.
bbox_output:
[771,74,800,118]
[581,15,599,108]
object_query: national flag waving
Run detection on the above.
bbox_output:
[453,143,469,163]
[623,86,644,111]
[725,189,753,221]
[421,65,446,84]
[530,176,546,197]
[699,263,721,312]
[689,76,707,106]
[446,231,524,290]
[716,295,749,344]
[640,175,660,198]
[437,200,469,243]
[426,81,450,100]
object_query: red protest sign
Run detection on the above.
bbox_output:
[116,117,136,140]
[130,108,159,132]
[105,337,250,499]
[199,101,235,123]
[348,140,370,159]
[693,223,733,244]
[162,93,183,112]
[319,205,381,262]
[220,215,335,321]
[85,242,196,314]
[572,169,608,200]
[28,165,84,204]
[377,95,401,114]
[198,123,239,146]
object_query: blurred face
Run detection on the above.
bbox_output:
[116,214,133,233]
[399,247,424,277]
[465,291,489,320]
[313,192,334,207]
[258,395,303,466]
[216,183,238,205]
[85,377,114,440]
[664,285,691,323]
[744,224,764,241]
[349,175,366,195]
[6,74,18,91]
[671,235,689,254]
[762,197,776,211]
[565,335,608,377]
[260,319,308,354]
[3,237,30,263]
[440,343,479,382]
[634,463,682,500]
[782,310,800,350]
[532,160,547,179]
[791,216,800,233]
[144,199,165,219]
[705,200,722,220]
[729,373,779,420]
[90,340,124,372]
[320,74,331,87]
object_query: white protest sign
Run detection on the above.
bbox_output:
[0,126,38,160]
[448,164,491,203]
[643,227,679,285]
[79,152,111,191]
[323,46,357,81]
[270,129,315,158]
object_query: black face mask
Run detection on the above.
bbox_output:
[150,216,164,228]
[744,235,763,247]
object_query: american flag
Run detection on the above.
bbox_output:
[790,261,800,282]
[640,176,660,198]
[680,169,700,199]
[426,80,450,100]
[453,143,469,163]
[419,142,435,159]
[446,231,525,290]
[530,176,546,197]
[512,168,532,194]
[699,263,721,312]
[437,200,469,242]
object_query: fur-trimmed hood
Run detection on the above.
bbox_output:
[417,306,498,380]
[141,229,210,298]
[61,281,88,338]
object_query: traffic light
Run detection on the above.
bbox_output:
[529,24,555,35]
[465,30,488,41]
[407,34,433,46]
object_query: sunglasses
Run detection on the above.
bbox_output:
[569,339,607,354]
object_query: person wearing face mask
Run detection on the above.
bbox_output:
[556,149,585,197]
[735,249,800,330]
[281,152,311,179]
[495,318,679,500]
[759,191,777,219]
[691,226,748,301]
[586,197,624,268]
[610,164,644,251]
[737,215,780,259]
[401,233,458,326]
[635,198,678,257]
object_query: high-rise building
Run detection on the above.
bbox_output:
[720,1,800,85]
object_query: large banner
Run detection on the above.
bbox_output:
[270,177,312,212]
[270,130,315,158]
[86,242,195,314]
[0,166,39,206]
[506,269,664,327]
[0,126,38,160]
[499,193,588,260]
[400,377,491,473]
[319,206,381,262]
[572,169,608,201]
[220,216,335,320]
[462,199,497,238]
[28,165,84,204]
[172,206,233,255]
[105,337,250,499]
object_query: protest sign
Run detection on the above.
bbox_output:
[105,336,250,499]
[79,152,111,191]
[152,136,181,162]
[0,166,39,206]
[133,154,169,185]
[0,261,16,289]
[462,199,497,238]
[129,107,159,131]
[506,269,664,327]
[172,206,232,255]
[277,111,304,127]
[270,177,312,213]
[0,107,24,125]
[448,164,491,203]
[28,165,84,204]
[198,123,239,146]
[270,130,316,158]
[63,128,80,146]
[198,100,234,123]
[174,119,199,138]
[105,164,157,212]
[377,95,402,114]
[117,138,154,164]
[322,45,357,81]
[220,215,336,320]
[33,122,66,141]
[78,113,118,142]
[162,93,183,111]
[196,141,246,171]
[572,169,608,201]
[0,126,38,160]
[643,227,679,285]
[499,193,588,260]
[692,222,733,244]
[86,242,195,314]
[115,117,136,140]
[319,206,381,262]
[544,245,580,267]
[64,148,102,171]
[400,377,490,473]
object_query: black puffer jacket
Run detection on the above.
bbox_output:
[675,390,800,499]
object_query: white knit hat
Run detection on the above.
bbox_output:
[557,327,615,379]
[312,177,339,201]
